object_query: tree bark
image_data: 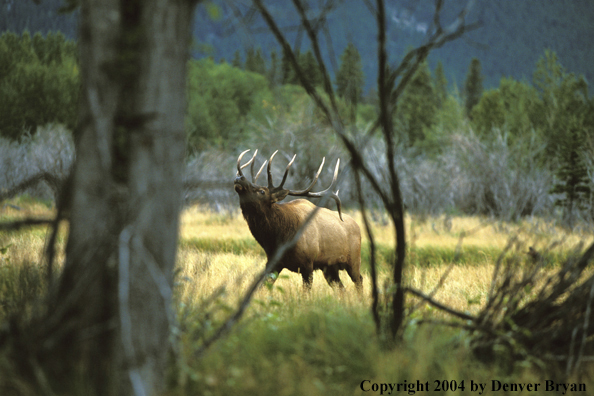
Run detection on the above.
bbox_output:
[43,1,196,394]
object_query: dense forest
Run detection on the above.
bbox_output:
[2,0,593,91]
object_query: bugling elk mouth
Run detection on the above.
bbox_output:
[233,148,344,219]
[233,175,249,193]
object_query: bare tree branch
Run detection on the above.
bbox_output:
[0,218,54,231]
[292,0,339,114]
[0,172,63,202]
[405,287,476,322]
[354,167,380,332]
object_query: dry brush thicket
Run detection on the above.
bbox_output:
[0,126,74,203]
[2,124,592,228]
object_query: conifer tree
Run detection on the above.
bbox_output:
[335,42,365,122]
[550,121,592,228]
[281,49,322,88]
[533,50,590,157]
[434,60,448,108]
[245,47,266,75]
[231,49,242,69]
[463,57,483,118]
[281,47,295,84]
[301,50,322,87]
[267,49,280,86]
[397,59,436,145]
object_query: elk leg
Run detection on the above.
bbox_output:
[301,270,313,291]
[264,269,282,288]
[346,266,364,293]
[322,266,344,289]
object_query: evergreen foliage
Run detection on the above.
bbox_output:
[5,1,594,92]
[532,50,591,157]
[244,48,266,75]
[267,49,281,87]
[471,77,540,142]
[463,57,483,118]
[231,50,242,69]
[300,50,322,88]
[396,60,437,146]
[281,49,322,88]
[335,42,365,123]
[434,61,448,108]
[281,48,294,85]
[550,121,592,228]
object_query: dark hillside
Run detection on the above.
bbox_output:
[2,0,593,92]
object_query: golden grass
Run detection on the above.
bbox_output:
[3,202,592,318]
[176,205,593,315]
[3,202,594,394]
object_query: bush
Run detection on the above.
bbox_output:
[0,31,78,140]
[471,77,540,144]
[186,58,273,150]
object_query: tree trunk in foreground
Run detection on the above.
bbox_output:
[44,1,196,394]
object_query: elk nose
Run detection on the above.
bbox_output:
[234,175,245,192]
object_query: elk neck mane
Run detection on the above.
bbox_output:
[239,200,302,255]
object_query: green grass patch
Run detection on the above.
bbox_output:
[180,237,264,256]
[176,299,377,396]
[0,258,46,322]
[181,237,572,271]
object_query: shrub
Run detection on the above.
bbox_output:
[0,31,78,141]
[186,58,273,150]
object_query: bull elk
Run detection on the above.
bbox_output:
[234,149,363,291]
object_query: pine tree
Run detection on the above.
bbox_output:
[463,57,483,118]
[434,60,448,108]
[267,49,280,86]
[335,42,365,122]
[281,47,295,84]
[533,50,590,158]
[231,49,242,69]
[397,59,436,145]
[550,121,592,228]
[301,50,322,87]
[245,47,266,75]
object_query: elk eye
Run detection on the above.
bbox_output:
[258,189,265,195]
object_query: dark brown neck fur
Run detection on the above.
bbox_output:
[240,202,299,257]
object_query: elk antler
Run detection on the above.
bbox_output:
[238,149,344,221]
[287,157,343,221]
[267,150,296,190]
[237,149,267,184]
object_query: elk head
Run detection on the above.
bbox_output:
[234,149,343,220]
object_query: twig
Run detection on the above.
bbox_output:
[0,218,54,231]
[0,172,62,202]
[354,167,380,333]
[406,287,476,322]
[574,278,594,373]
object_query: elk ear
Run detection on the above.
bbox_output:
[270,189,289,203]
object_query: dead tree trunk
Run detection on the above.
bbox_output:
[41,1,197,394]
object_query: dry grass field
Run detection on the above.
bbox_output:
[1,198,593,395]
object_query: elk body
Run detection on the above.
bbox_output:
[234,149,363,291]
